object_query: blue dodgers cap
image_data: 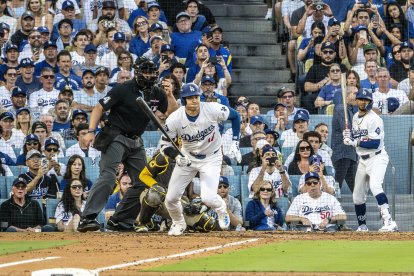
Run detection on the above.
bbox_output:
[262,146,277,156]
[62,0,75,10]
[219,176,230,186]
[44,137,60,148]
[71,109,87,120]
[400,41,414,51]
[6,44,18,52]
[387,97,400,113]
[149,23,163,32]
[304,172,320,181]
[161,44,174,53]
[44,40,57,49]
[84,44,97,53]
[265,129,280,140]
[354,25,368,33]
[273,102,287,110]
[20,58,34,67]
[25,133,39,142]
[0,22,10,30]
[16,107,30,115]
[176,11,191,21]
[250,115,265,125]
[21,11,35,20]
[113,32,126,41]
[37,26,50,33]
[328,17,340,27]
[147,1,161,10]
[321,41,336,51]
[293,110,309,123]
[0,111,14,121]
[201,76,215,84]
[11,87,27,97]
[13,177,28,187]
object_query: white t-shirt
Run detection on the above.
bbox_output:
[70,51,85,67]
[248,166,289,198]
[55,200,86,225]
[286,192,345,225]
[73,88,103,108]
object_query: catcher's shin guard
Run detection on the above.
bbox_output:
[185,212,216,232]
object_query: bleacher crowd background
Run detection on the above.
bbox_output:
[0,0,413,232]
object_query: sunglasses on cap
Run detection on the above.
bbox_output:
[299,146,312,152]
[305,180,319,186]
[259,187,272,192]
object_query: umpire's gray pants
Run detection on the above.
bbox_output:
[82,135,146,219]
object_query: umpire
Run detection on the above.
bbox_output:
[77,58,178,232]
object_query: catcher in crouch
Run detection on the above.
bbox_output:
[133,146,216,233]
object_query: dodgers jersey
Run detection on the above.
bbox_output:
[372,89,408,113]
[352,110,385,156]
[163,102,229,155]
[286,192,345,225]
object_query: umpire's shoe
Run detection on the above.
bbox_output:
[77,217,100,233]
[106,218,134,232]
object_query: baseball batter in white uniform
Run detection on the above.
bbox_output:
[161,83,241,236]
[343,89,398,232]
[286,172,346,230]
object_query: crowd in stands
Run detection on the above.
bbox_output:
[0,0,412,233]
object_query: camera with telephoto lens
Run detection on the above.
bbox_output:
[267,156,278,166]
[313,2,324,11]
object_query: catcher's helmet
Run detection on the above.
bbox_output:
[180,83,201,105]
[134,57,158,88]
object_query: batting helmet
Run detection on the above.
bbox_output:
[134,57,158,88]
[180,83,201,105]
[387,97,400,113]
[355,88,373,110]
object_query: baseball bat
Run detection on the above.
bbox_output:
[340,73,348,129]
[136,97,184,157]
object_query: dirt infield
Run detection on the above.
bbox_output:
[1,232,414,276]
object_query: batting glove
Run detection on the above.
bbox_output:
[343,137,358,147]
[176,154,191,167]
[230,140,242,163]
[342,129,352,139]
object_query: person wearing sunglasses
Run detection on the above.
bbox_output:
[0,177,54,232]
[304,42,346,114]
[0,67,18,109]
[16,134,41,165]
[55,179,86,232]
[315,63,341,111]
[248,146,290,199]
[297,155,334,195]
[281,109,310,148]
[286,172,346,231]
[42,137,66,177]
[29,67,59,114]
[246,180,285,231]
[287,139,314,175]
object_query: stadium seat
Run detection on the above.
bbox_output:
[289,175,301,198]
[12,147,21,158]
[86,164,100,183]
[231,165,242,176]
[45,199,60,223]
[277,197,290,219]
[142,131,161,148]
[97,209,106,228]
[58,156,70,166]
[0,177,7,198]
[64,139,78,148]
[281,147,293,163]
[240,147,251,155]
[226,175,241,198]
[9,166,28,176]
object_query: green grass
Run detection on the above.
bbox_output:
[0,240,76,256]
[150,240,414,272]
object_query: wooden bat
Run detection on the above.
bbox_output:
[136,97,184,157]
[340,73,348,129]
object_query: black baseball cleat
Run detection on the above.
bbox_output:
[77,218,100,233]
[106,218,134,232]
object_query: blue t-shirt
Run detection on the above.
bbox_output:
[360,79,378,91]
[52,121,71,132]
[185,63,225,83]
[15,76,43,97]
[127,8,168,28]
[34,60,59,77]
[129,35,150,57]
[298,38,315,63]
[55,72,82,91]
[323,0,354,22]
[170,31,202,58]
[318,83,341,101]
[105,192,122,210]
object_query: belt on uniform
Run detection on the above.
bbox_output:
[123,133,140,140]
[360,150,381,160]
[189,149,219,160]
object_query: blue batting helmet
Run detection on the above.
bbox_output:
[355,88,373,110]
[180,83,201,105]
[387,97,400,113]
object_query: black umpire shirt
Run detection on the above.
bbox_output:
[99,79,168,137]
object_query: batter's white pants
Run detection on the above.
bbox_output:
[353,151,389,205]
[165,152,226,225]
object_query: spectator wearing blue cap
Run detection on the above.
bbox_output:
[245,179,285,231]
[185,0,208,31]
[11,11,35,47]
[15,58,42,97]
[281,110,310,148]
[147,2,168,30]
[0,67,18,108]
[149,22,164,37]
[286,172,346,231]
[29,67,60,114]
[0,44,19,82]
[171,12,202,61]
[127,0,168,30]
[73,70,102,114]
[248,146,290,199]
[50,1,86,42]
[37,27,51,44]
[129,16,151,57]
[158,44,179,78]
[240,115,266,147]
[7,87,27,116]
[109,50,134,83]
[389,41,414,85]
[34,41,59,77]
[372,67,408,114]
[18,29,44,62]
[199,75,230,106]
[87,0,132,39]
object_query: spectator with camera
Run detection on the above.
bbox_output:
[295,1,333,39]
[319,18,347,63]
[285,172,346,231]
[19,29,44,62]
[297,158,334,195]
[19,149,58,199]
[248,146,290,199]
[199,76,229,106]
[193,55,231,96]
[240,115,266,147]
[42,137,66,177]
[73,44,100,76]
[0,44,19,82]
[246,180,284,231]
[209,25,232,75]
[297,21,325,64]
[158,44,179,78]
[186,44,225,83]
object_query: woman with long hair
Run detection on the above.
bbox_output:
[59,154,92,192]
[14,107,32,136]
[55,179,86,232]
[129,16,150,57]
[24,0,53,30]
[297,21,325,63]
[245,180,284,231]
[346,69,360,90]
[385,2,411,43]
[287,140,315,175]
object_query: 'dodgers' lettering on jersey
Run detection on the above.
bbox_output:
[301,205,331,215]
[181,125,215,142]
